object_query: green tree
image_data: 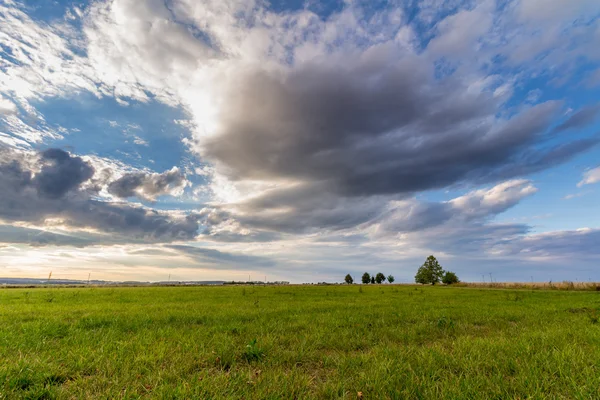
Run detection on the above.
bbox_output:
[370,276,375,284]
[375,272,386,284]
[344,274,354,284]
[361,272,371,284]
[387,275,395,284]
[415,255,444,285]
[442,271,459,285]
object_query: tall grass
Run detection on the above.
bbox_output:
[454,281,600,291]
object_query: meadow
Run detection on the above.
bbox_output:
[1,285,599,399]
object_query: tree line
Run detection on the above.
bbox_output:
[344,272,395,285]
[343,255,459,285]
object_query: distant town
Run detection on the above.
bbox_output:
[0,278,290,287]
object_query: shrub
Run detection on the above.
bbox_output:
[442,271,460,285]
[387,275,395,284]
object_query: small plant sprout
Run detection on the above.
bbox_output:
[244,338,265,362]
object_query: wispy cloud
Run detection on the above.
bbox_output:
[578,166,600,187]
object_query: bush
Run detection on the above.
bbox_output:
[442,271,460,285]
[387,275,395,284]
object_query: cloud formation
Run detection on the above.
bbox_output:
[0,95,16,115]
[167,244,276,270]
[0,0,599,280]
[578,166,600,187]
[554,105,600,133]
[108,167,187,201]
[34,148,95,199]
[370,180,537,239]
[200,69,583,203]
[493,228,600,259]
[0,147,198,244]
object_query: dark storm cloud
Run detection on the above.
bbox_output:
[34,149,94,199]
[194,55,598,234]
[203,59,595,199]
[108,168,186,201]
[553,105,600,133]
[0,147,199,245]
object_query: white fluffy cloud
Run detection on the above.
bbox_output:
[450,180,538,219]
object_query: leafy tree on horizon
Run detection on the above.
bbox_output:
[415,255,444,285]
[344,274,354,284]
[370,276,375,284]
[387,275,395,284]
[375,272,386,284]
[442,271,460,285]
[361,272,371,284]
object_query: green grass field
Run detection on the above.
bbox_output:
[1,285,599,399]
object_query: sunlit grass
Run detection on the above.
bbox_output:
[1,285,599,398]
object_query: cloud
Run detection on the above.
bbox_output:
[0,95,17,115]
[34,149,95,199]
[0,0,599,280]
[517,0,599,23]
[493,228,600,259]
[426,2,493,57]
[554,105,600,133]
[373,180,537,236]
[167,244,276,269]
[449,179,538,219]
[197,63,590,232]
[0,225,95,247]
[578,166,600,186]
[132,136,149,146]
[2,0,595,231]
[83,0,217,104]
[0,147,200,245]
[563,192,588,200]
[0,1,99,144]
[108,167,187,201]
[203,65,579,193]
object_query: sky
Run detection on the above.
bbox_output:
[0,0,599,284]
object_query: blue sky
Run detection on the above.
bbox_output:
[0,0,599,283]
